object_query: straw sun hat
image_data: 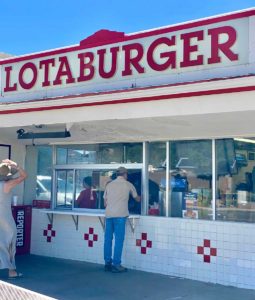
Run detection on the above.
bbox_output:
[0,163,18,181]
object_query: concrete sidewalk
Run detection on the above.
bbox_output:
[0,255,255,300]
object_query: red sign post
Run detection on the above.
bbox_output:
[12,205,32,255]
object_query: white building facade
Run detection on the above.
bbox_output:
[1,8,255,289]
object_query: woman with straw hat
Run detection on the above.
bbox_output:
[0,159,27,279]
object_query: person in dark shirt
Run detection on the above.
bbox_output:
[76,176,97,209]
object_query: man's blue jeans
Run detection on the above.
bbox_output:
[104,217,127,266]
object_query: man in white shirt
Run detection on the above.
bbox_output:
[104,167,140,273]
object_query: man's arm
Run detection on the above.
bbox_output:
[103,188,108,207]
[129,183,141,202]
[134,195,141,202]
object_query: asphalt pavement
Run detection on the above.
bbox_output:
[0,255,255,300]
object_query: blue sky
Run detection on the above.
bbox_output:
[1,1,254,55]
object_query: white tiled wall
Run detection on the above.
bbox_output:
[31,209,255,290]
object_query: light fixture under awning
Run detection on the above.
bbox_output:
[17,129,71,139]
[234,138,255,144]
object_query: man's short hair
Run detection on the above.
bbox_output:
[116,167,128,176]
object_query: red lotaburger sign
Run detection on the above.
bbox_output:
[0,9,254,103]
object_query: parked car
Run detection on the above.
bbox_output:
[36,175,51,200]
[36,175,73,207]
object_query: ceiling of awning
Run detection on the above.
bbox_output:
[1,110,255,146]
[1,76,255,146]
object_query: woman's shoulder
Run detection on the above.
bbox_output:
[80,189,88,195]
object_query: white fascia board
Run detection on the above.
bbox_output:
[0,75,254,112]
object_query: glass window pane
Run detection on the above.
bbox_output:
[98,144,123,164]
[56,143,142,165]
[148,142,166,216]
[36,175,52,201]
[169,140,212,220]
[75,170,98,209]
[98,143,142,164]
[56,147,67,165]
[56,145,98,165]
[36,146,53,202]
[125,144,142,163]
[55,170,73,208]
[73,168,141,213]
[216,138,255,223]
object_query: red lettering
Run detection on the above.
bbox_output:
[19,62,37,90]
[77,52,95,82]
[3,66,17,92]
[2,25,241,93]
[147,37,176,71]
[208,26,238,64]
[180,30,204,67]
[98,47,119,79]
[122,43,145,76]
[53,56,75,85]
[39,58,55,87]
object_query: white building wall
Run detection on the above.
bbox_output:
[31,209,255,290]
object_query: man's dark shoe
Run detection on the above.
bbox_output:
[111,265,128,273]
[104,263,112,272]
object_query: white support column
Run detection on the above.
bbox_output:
[166,141,170,217]
[212,139,216,221]
[142,142,149,216]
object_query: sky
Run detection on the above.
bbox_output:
[1,1,255,56]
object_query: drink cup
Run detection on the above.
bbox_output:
[12,195,18,206]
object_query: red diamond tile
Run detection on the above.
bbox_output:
[147,240,152,248]
[136,233,152,255]
[210,248,217,256]
[197,239,217,264]
[136,239,141,246]
[197,246,204,254]
[141,247,147,254]
[204,255,211,263]
[83,228,99,248]
[204,239,210,247]
[141,233,147,240]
